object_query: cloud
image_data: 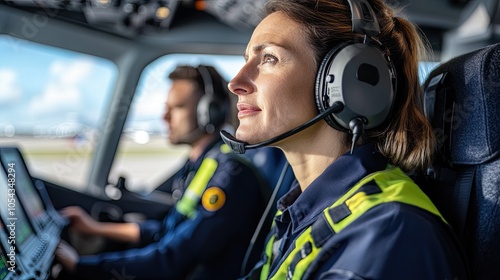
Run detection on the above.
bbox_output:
[50,59,94,85]
[29,83,81,116]
[0,69,22,103]
[28,59,93,117]
[130,89,166,121]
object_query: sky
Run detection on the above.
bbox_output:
[0,35,116,136]
[0,34,245,137]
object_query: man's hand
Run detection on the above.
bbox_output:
[60,206,100,236]
[60,206,141,243]
[55,240,79,273]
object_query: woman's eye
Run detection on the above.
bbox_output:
[262,54,278,64]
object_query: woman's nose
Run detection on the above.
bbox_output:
[228,64,254,96]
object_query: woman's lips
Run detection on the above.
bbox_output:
[237,103,261,118]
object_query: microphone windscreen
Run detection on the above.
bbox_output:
[220,130,249,154]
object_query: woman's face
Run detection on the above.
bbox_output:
[228,12,318,146]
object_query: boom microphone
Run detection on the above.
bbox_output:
[221,101,344,154]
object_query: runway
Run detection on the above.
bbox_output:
[0,135,189,194]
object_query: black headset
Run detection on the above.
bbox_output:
[196,65,229,134]
[315,0,397,136]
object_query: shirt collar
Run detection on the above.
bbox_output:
[277,143,389,234]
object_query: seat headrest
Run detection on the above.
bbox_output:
[423,43,500,165]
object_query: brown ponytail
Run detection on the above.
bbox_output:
[369,2,435,171]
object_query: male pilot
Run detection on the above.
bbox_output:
[55,65,269,279]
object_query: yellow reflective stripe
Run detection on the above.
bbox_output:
[261,209,283,280]
[269,226,321,280]
[293,237,320,280]
[261,234,276,280]
[176,157,218,218]
[328,167,446,233]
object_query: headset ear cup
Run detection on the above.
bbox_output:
[209,97,227,129]
[196,65,229,133]
[197,95,211,129]
[205,67,229,129]
[197,94,227,132]
[315,43,349,132]
[315,41,395,132]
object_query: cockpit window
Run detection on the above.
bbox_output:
[110,54,245,193]
[0,35,117,191]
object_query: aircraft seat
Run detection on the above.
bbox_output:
[421,42,500,279]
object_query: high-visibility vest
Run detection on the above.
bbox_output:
[175,144,233,218]
[261,167,447,280]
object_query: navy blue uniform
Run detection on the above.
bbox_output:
[257,144,468,279]
[73,140,268,280]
